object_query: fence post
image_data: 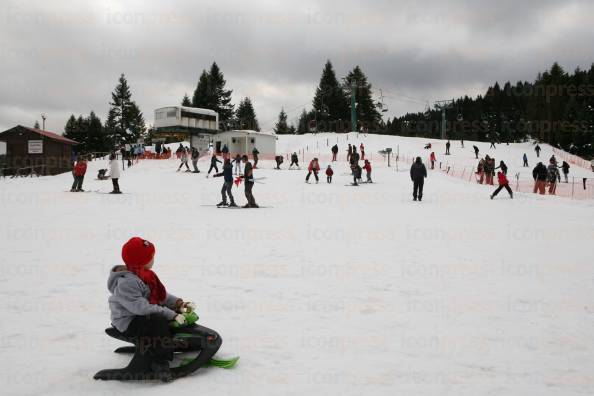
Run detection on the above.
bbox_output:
[572,177,575,199]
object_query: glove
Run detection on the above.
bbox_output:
[180,301,197,313]
[173,314,186,326]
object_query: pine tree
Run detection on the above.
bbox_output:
[297,109,313,134]
[104,74,146,146]
[208,62,235,129]
[192,71,212,108]
[64,115,79,142]
[33,120,40,129]
[235,97,259,131]
[181,93,191,107]
[313,60,349,132]
[274,108,289,134]
[344,66,382,131]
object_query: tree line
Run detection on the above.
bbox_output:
[386,62,594,157]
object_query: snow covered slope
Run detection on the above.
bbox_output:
[0,134,593,396]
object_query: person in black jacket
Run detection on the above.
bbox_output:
[207,154,222,176]
[561,161,570,183]
[445,140,451,155]
[331,144,339,161]
[289,152,299,169]
[240,155,258,208]
[532,162,548,194]
[410,157,428,201]
[252,147,260,169]
[191,148,200,173]
[213,159,236,207]
[473,145,479,159]
[495,160,508,175]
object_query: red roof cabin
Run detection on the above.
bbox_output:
[0,125,78,176]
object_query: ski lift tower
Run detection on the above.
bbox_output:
[434,99,454,140]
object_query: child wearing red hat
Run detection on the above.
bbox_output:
[106,237,195,379]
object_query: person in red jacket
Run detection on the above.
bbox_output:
[306,158,320,183]
[490,171,513,199]
[71,156,87,192]
[325,164,333,183]
[362,159,372,183]
[429,152,436,169]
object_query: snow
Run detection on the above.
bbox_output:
[1,133,593,395]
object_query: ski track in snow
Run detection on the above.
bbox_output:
[0,133,593,396]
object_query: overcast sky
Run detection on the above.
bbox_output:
[1,0,593,133]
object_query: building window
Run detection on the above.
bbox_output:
[166,110,177,118]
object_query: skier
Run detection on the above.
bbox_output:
[484,155,495,185]
[424,143,432,150]
[213,158,236,207]
[104,237,203,381]
[490,171,513,199]
[490,140,496,149]
[535,144,541,158]
[207,154,222,176]
[289,152,300,169]
[306,158,320,183]
[360,143,365,160]
[234,153,242,175]
[70,156,87,192]
[495,160,508,175]
[550,155,558,166]
[460,139,464,148]
[410,157,427,201]
[362,159,372,183]
[326,165,333,183]
[561,161,570,183]
[429,152,436,170]
[477,158,485,184]
[175,143,184,159]
[523,153,529,167]
[252,147,259,169]
[155,142,162,157]
[275,155,284,170]
[331,144,338,162]
[221,144,229,160]
[445,140,451,155]
[532,162,548,195]
[176,148,190,172]
[191,148,200,173]
[109,153,122,194]
[347,144,352,162]
[547,159,560,195]
[240,155,257,207]
[473,145,479,159]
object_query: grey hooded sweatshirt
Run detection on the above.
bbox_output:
[107,265,179,332]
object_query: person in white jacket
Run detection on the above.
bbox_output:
[109,153,122,194]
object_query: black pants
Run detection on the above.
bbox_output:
[192,160,199,172]
[253,155,258,168]
[178,161,190,171]
[523,159,528,167]
[492,184,513,197]
[244,181,256,205]
[123,315,175,362]
[290,160,298,168]
[306,170,319,182]
[221,181,234,204]
[208,164,218,174]
[413,178,424,199]
[111,178,120,193]
[446,147,450,155]
[327,176,332,183]
[475,152,479,159]
[71,175,84,191]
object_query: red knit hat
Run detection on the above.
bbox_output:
[122,237,155,269]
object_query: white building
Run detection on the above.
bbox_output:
[213,130,277,157]
[153,106,218,153]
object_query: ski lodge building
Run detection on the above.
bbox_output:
[153,106,219,153]
[0,125,78,176]
[153,106,277,157]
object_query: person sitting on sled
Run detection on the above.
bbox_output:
[107,237,196,379]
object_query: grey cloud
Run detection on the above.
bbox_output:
[0,0,592,132]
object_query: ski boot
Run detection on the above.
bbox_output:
[217,201,228,207]
[228,202,237,207]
